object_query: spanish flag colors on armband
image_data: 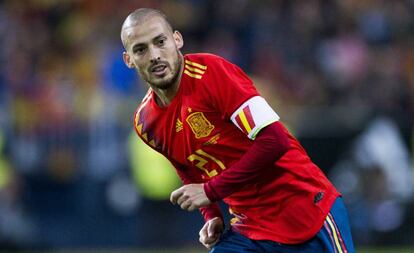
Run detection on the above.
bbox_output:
[230,96,280,140]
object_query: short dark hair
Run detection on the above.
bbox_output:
[121,8,173,48]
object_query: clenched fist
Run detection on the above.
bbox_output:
[170,183,211,211]
[199,217,224,249]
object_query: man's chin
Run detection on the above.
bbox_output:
[151,79,173,90]
[149,67,180,90]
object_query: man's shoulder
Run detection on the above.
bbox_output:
[184,53,229,67]
[135,89,153,114]
[183,53,233,81]
[133,89,153,132]
[185,52,223,60]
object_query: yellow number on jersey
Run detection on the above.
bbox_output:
[187,149,226,178]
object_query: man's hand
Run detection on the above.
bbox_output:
[170,184,211,211]
[199,217,224,249]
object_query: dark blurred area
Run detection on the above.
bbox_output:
[0,0,413,251]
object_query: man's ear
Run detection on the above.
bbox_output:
[123,52,135,69]
[173,31,184,50]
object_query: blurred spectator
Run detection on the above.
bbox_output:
[0,130,37,249]
[330,116,414,244]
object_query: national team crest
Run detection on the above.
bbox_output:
[186,112,214,139]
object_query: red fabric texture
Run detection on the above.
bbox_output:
[204,121,289,202]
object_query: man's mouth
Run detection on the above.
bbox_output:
[151,64,167,75]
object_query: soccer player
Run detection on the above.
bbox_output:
[121,8,355,252]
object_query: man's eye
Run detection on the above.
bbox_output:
[134,47,146,54]
[157,39,165,46]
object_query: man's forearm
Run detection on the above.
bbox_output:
[204,121,289,202]
[200,203,223,222]
[172,161,223,220]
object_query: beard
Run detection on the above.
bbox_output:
[139,50,183,90]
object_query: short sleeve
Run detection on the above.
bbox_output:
[205,57,260,119]
[204,56,279,139]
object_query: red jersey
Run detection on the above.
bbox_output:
[133,53,340,244]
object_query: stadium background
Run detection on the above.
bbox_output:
[0,0,414,252]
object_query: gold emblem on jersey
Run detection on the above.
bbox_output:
[186,112,214,139]
[176,118,183,132]
[203,134,220,146]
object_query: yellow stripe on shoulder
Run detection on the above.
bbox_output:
[184,69,202,79]
[185,64,205,74]
[185,60,207,70]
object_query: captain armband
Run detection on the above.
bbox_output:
[230,96,280,140]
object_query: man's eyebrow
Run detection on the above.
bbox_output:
[153,33,167,41]
[131,33,166,50]
[132,42,146,50]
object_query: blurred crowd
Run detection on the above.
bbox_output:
[0,0,413,250]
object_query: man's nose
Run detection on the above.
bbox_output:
[149,48,161,63]
[150,57,161,64]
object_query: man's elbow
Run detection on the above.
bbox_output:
[259,121,290,159]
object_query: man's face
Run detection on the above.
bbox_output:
[122,16,183,90]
